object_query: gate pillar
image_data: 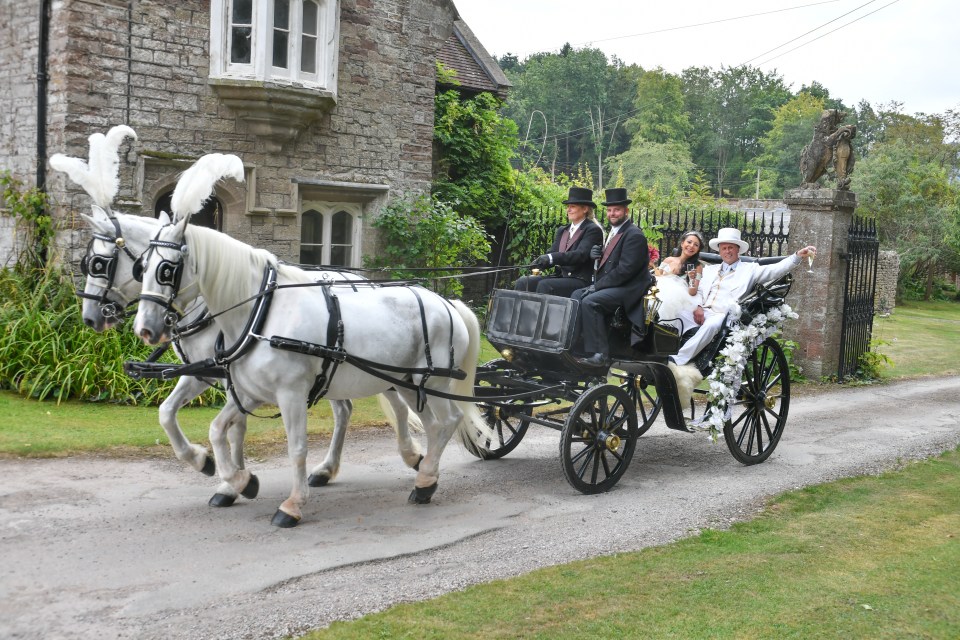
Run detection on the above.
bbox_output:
[782,188,857,380]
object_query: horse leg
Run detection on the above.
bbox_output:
[158,376,216,476]
[379,390,425,471]
[308,399,352,487]
[272,394,310,528]
[396,391,463,505]
[208,401,259,508]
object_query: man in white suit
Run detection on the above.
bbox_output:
[670,228,817,366]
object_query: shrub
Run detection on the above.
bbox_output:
[365,195,491,298]
[0,266,223,405]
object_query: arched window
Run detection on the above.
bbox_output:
[299,202,360,267]
[154,192,223,231]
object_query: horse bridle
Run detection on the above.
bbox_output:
[76,215,142,321]
[137,225,189,328]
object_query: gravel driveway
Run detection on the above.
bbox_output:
[1,376,958,639]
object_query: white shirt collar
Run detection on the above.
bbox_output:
[569,221,581,234]
[722,260,740,273]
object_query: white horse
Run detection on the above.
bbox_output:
[132,154,492,527]
[54,129,422,508]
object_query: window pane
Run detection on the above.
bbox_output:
[302,1,318,36]
[273,31,288,68]
[300,245,323,265]
[273,0,289,27]
[330,245,351,267]
[232,0,252,23]
[272,0,290,69]
[301,210,323,244]
[301,36,317,74]
[231,26,252,64]
[331,210,352,244]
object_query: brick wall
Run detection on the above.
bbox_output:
[3,0,458,267]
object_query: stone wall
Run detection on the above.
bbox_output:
[875,250,899,315]
[3,0,458,268]
[0,0,42,216]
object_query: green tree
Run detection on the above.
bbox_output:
[854,138,960,300]
[745,93,825,197]
[681,65,792,197]
[503,46,616,179]
[626,68,691,145]
[606,140,694,194]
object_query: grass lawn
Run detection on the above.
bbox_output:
[873,300,960,379]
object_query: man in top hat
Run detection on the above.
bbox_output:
[572,188,653,367]
[670,227,817,367]
[516,186,604,297]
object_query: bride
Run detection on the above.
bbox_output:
[653,231,704,333]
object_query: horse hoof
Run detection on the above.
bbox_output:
[200,456,216,476]
[240,474,260,499]
[413,454,424,471]
[208,493,236,508]
[407,483,437,504]
[307,473,329,487]
[271,510,301,528]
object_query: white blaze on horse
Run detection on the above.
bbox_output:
[131,153,493,527]
[54,130,418,508]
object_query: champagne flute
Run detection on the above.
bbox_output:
[806,249,816,274]
[685,263,697,287]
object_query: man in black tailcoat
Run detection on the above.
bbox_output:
[572,188,653,367]
[515,186,604,297]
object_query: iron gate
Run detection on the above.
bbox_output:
[837,216,880,380]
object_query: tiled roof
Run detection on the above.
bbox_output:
[437,20,511,98]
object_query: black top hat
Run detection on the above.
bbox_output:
[561,186,596,207]
[601,188,632,206]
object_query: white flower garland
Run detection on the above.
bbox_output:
[696,302,798,441]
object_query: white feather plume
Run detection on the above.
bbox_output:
[49,125,137,208]
[170,153,245,220]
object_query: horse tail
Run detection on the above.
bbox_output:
[448,300,497,455]
[376,394,424,434]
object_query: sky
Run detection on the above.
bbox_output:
[452,0,960,117]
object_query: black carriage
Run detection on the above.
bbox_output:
[472,253,795,494]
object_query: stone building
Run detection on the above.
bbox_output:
[0,0,506,270]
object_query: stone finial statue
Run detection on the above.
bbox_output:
[799,109,857,190]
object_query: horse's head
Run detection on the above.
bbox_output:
[50,124,139,330]
[78,205,162,331]
[132,213,194,345]
[132,152,245,345]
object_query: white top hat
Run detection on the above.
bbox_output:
[708,227,750,253]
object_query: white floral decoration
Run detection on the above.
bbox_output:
[695,302,799,441]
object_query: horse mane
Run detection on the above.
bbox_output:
[184,224,279,306]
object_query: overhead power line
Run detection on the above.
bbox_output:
[569,0,844,49]
[748,0,904,67]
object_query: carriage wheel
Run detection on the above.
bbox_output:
[624,374,662,437]
[471,359,530,459]
[560,384,638,494]
[723,337,790,465]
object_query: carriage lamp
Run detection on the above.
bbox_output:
[531,268,541,276]
[501,347,514,362]
[643,286,662,325]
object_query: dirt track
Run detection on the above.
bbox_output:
[1,376,958,639]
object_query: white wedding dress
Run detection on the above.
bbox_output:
[654,261,698,333]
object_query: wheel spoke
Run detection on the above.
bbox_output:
[574,448,595,479]
[760,410,774,443]
[590,448,600,484]
[730,406,751,428]
[570,443,592,465]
